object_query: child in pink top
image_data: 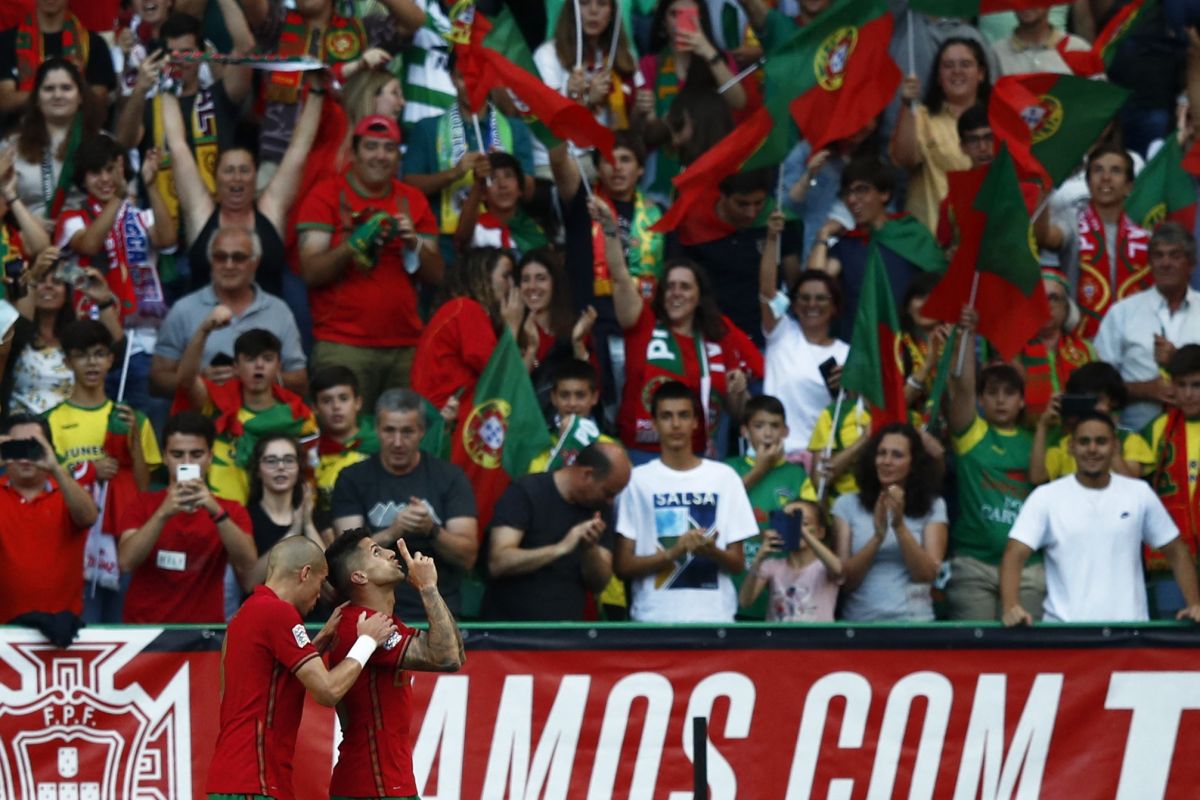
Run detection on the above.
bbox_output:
[739,500,844,621]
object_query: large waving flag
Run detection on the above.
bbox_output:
[1058,0,1157,77]
[921,147,1050,361]
[653,0,899,233]
[456,7,614,157]
[1125,136,1197,232]
[989,73,1130,188]
[841,246,907,431]
[450,329,552,532]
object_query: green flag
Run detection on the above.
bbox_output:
[841,245,907,429]
[872,215,948,272]
[482,6,562,149]
[450,329,552,528]
[1125,135,1198,231]
[974,147,1040,295]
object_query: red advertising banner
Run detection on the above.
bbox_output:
[1,625,1198,799]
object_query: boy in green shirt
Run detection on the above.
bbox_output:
[725,395,816,618]
[945,308,1045,621]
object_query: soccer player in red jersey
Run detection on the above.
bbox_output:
[206,537,396,800]
[323,531,465,800]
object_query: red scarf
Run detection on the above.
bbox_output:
[1075,204,1150,338]
[265,10,364,105]
[1150,409,1200,569]
[1020,333,1091,417]
[15,12,90,92]
[170,377,310,435]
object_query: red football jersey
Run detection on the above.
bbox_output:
[206,586,319,798]
[327,603,418,798]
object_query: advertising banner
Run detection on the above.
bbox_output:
[1,625,1197,799]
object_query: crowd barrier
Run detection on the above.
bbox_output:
[0,623,1198,799]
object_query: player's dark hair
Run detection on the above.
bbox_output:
[325,528,373,597]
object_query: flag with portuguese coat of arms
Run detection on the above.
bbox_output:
[450,328,551,532]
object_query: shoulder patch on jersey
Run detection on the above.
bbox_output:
[292,624,311,648]
[383,630,401,651]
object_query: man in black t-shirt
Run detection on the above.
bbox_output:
[331,388,478,620]
[0,0,117,114]
[484,441,631,621]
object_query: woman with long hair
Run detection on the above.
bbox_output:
[244,434,327,587]
[535,0,642,132]
[832,423,948,621]
[411,246,522,415]
[594,198,759,459]
[890,37,991,231]
[6,58,103,221]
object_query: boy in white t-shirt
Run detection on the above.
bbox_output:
[1000,412,1200,624]
[614,381,757,622]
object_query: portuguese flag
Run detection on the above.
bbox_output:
[872,215,947,273]
[1058,0,1156,77]
[909,0,1062,15]
[653,0,897,233]
[921,146,1050,362]
[841,245,907,431]
[773,0,899,155]
[990,72,1130,188]
[1125,135,1197,232]
[450,328,551,532]
[457,7,613,156]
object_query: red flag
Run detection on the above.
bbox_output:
[650,106,774,234]
[0,1,119,32]
[988,77,1051,187]
[1058,0,1155,77]
[922,150,1051,362]
[786,11,900,154]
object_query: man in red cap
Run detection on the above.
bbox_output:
[296,115,444,410]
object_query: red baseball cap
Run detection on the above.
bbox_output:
[353,114,401,144]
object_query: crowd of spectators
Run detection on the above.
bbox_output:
[2,0,1200,631]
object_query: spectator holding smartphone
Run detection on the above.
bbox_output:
[117,410,256,623]
[739,499,843,622]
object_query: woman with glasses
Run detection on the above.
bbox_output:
[244,434,329,589]
[761,209,848,457]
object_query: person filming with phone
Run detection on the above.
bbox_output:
[0,413,98,624]
[117,410,257,624]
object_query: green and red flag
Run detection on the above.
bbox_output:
[1057,0,1156,76]
[841,245,907,431]
[872,215,948,272]
[921,146,1050,361]
[456,7,613,156]
[1125,135,1197,232]
[989,73,1130,188]
[450,328,552,532]
[771,0,900,155]
[909,0,1062,16]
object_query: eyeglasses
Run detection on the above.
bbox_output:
[212,251,252,264]
[261,455,299,468]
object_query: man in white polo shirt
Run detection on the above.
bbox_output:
[999,411,1200,625]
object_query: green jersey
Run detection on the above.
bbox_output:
[951,416,1037,565]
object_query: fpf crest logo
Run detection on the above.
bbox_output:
[0,629,190,799]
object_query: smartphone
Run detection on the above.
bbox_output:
[4,256,23,280]
[1059,394,1098,419]
[176,463,202,483]
[0,438,43,462]
[674,4,699,37]
[818,357,839,395]
[768,508,802,552]
[54,257,89,289]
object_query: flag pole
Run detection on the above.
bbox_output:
[570,148,594,199]
[718,58,763,95]
[906,10,916,110]
[573,0,583,70]
[471,112,491,186]
[815,388,845,501]
[775,168,786,266]
[606,4,621,72]
[116,335,133,402]
[953,273,980,377]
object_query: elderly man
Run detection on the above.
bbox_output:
[150,226,307,399]
[1095,222,1200,432]
[332,388,477,620]
[485,442,632,621]
[297,115,443,410]
[0,414,98,623]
